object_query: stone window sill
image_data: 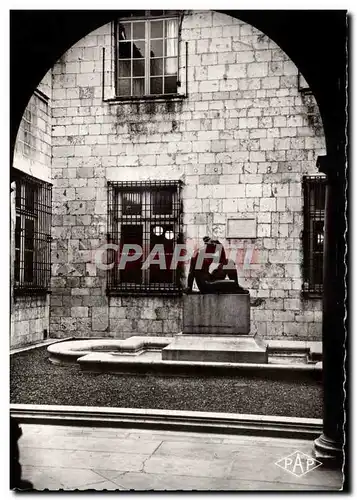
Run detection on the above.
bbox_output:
[104,93,187,105]
[107,288,182,298]
[14,287,51,298]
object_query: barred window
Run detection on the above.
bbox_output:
[116,12,180,97]
[12,169,52,296]
[107,180,183,296]
[302,175,326,297]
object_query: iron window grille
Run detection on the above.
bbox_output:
[107,180,183,296]
[302,175,326,297]
[115,12,180,98]
[12,169,52,296]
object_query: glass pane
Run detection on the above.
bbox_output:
[164,57,177,75]
[119,22,131,40]
[133,78,145,96]
[133,21,145,39]
[15,182,21,209]
[150,77,163,95]
[150,39,163,57]
[120,225,143,284]
[313,220,324,253]
[118,79,131,96]
[25,184,35,212]
[152,189,173,215]
[165,38,178,57]
[133,40,145,58]
[118,41,132,59]
[150,223,175,284]
[310,183,326,211]
[15,216,21,248]
[312,252,323,286]
[122,191,142,215]
[164,76,177,94]
[119,60,131,78]
[150,58,163,76]
[165,19,178,38]
[133,59,145,77]
[150,20,163,38]
[15,249,20,282]
[25,218,34,250]
[24,251,34,283]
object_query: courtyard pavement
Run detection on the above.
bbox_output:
[17,423,343,491]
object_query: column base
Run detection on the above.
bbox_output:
[313,433,343,467]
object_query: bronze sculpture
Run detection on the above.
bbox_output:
[185,236,247,294]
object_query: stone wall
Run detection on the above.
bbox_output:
[50,10,326,341]
[11,72,52,348]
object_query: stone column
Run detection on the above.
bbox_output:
[313,155,345,465]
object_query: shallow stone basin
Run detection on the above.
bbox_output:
[47,336,321,380]
[47,337,173,365]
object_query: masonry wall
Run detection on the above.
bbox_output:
[50,10,326,341]
[11,71,52,348]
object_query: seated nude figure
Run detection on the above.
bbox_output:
[185,236,247,294]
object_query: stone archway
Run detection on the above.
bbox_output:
[10,9,348,471]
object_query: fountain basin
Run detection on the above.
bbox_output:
[47,336,322,380]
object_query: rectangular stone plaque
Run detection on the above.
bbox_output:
[227,218,256,238]
[183,293,250,335]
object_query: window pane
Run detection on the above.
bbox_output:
[24,251,34,283]
[150,20,163,38]
[150,223,175,284]
[118,41,132,59]
[118,42,132,59]
[120,225,143,284]
[25,184,35,212]
[119,60,131,78]
[313,220,324,253]
[15,216,21,249]
[164,76,177,94]
[310,183,326,211]
[150,58,163,76]
[122,191,142,215]
[165,19,178,38]
[133,78,145,96]
[133,41,146,58]
[25,218,34,250]
[15,183,22,209]
[165,38,178,57]
[15,249,20,282]
[133,59,145,77]
[133,21,145,40]
[150,77,163,95]
[164,57,177,75]
[119,22,131,40]
[118,79,131,96]
[152,189,173,215]
[150,39,163,57]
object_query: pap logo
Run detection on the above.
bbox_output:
[275,451,322,478]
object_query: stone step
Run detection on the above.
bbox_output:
[162,335,268,364]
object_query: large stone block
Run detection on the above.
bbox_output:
[162,335,268,363]
[183,293,250,335]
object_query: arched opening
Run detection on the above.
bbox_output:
[10,9,347,477]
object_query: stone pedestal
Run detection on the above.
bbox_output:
[165,292,268,364]
[183,293,250,335]
[162,335,268,364]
